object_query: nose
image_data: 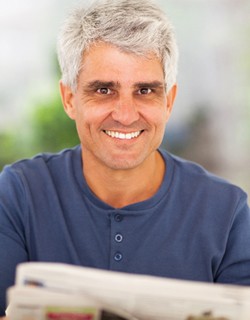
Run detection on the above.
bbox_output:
[111,94,140,125]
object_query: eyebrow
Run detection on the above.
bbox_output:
[83,80,119,91]
[134,81,165,89]
[83,80,165,91]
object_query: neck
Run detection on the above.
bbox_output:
[82,150,165,208]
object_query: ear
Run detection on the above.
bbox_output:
[59,80,76,120]
[165,83,177,120]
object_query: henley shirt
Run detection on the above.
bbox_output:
[0,145,250,315]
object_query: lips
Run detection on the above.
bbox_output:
[103,130,143,140]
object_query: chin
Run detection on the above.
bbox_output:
[103,156,144,171]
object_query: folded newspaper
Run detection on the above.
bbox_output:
[7,262,250,320]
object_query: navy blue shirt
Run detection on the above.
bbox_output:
[1,146,250,315]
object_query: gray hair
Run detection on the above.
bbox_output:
[57,0,178,92]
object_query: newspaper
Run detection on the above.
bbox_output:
[7,262,250,320]
[7,286,137,320]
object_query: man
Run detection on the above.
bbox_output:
[1,0,250,317]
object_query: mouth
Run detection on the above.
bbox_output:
[103,130,143,140]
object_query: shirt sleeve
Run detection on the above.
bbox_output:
[0,166,29,315]
[215,192,250,285]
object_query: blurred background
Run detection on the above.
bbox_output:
[0,0,250,195]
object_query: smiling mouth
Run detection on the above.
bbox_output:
[103,130,143,140]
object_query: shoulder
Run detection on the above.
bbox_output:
[0,145,81,188]
[2,146,80,174]
[160,149,248,204]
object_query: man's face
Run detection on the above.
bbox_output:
[61,42,176,171]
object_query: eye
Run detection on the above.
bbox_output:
[138,88,152,95]
[97,88,112,95]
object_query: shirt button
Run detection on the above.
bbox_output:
[114,214,123,222]
[115,233,123,243]
[114,252,123,261]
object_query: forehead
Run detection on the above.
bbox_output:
[79,42,165,84]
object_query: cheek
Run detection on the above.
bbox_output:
[79,97,113,118]
[142,104,168,126]
[74,104,111,135]
[149,109,168,138]
[72,105,89,135]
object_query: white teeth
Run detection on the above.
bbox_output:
[104,130,141,140]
